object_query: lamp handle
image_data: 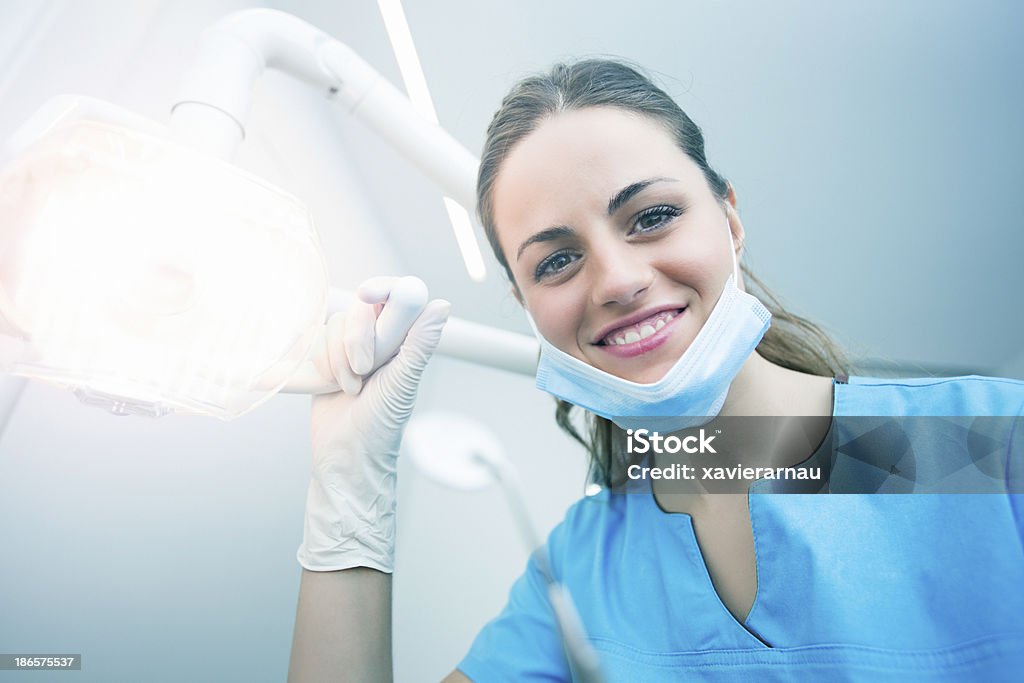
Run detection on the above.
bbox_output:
[280,287,538,394]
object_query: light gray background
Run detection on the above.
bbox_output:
[0,0,1021,681]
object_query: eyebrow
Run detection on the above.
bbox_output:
[516,225,575,262]
[607,177,678,215]
[514,177,680,262]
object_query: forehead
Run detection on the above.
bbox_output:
[491,106,706,254]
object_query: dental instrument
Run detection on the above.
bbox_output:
[404,412,607,683]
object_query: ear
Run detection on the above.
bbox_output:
[724,183,746,259]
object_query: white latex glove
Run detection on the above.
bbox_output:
[297,275,450,573]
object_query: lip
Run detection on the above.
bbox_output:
[591,307,687,359]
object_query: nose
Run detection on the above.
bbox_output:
[587,240,655,307]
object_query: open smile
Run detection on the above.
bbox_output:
[594,308,686,359]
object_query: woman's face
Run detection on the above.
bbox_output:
[493,106,744,384]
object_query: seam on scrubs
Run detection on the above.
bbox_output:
[584,630,1024,670]
[1004,397,1023,486]
[743,488,767,644]
[834,375,850,422]
[852,375,1024,391]
[1006,397,1024,551]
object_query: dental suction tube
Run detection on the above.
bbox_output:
[470,453,607,683]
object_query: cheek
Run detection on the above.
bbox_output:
[659,231,732,295]
[524,287,586,352]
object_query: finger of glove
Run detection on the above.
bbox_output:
[324,311,363,395]
[342,300,377,375]
[358,276,429,371]
[355,275,401,304]
[377,299,451,401]
[401,298,451,364]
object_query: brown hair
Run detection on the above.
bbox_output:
[477,59,849,488]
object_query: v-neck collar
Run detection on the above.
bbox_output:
[630,376,846,648]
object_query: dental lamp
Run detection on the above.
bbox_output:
[0,9,538,429]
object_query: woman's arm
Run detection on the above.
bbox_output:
[288,567,473,682]
[289,278,457,681]
[288,568,393,682]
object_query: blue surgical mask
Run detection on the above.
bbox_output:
[526,220,771,432]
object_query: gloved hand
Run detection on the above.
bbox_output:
[297,275,450,573]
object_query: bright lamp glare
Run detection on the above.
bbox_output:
[376,0,439,125]
[377,0,487,282]
[442,197,486,282]
[0,120,328,418]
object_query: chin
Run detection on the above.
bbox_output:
[612,360,675,384]
[636,366,674,384]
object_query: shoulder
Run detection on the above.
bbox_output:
[547,487,624,546]
[544,488,629,577]
[838,374,1024,416]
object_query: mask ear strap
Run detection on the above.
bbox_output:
[524,310,542,338]
[727,219,740,283]
[525,310,556,351]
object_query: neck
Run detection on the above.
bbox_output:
[718,351,834,418]
[650,352,835,504]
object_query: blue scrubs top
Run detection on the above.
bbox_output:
[457,376,1024,682]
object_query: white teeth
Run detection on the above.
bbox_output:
[601,308,682,346]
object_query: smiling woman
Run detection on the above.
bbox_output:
[288,58,1024,683]
[449,59,1024,681]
